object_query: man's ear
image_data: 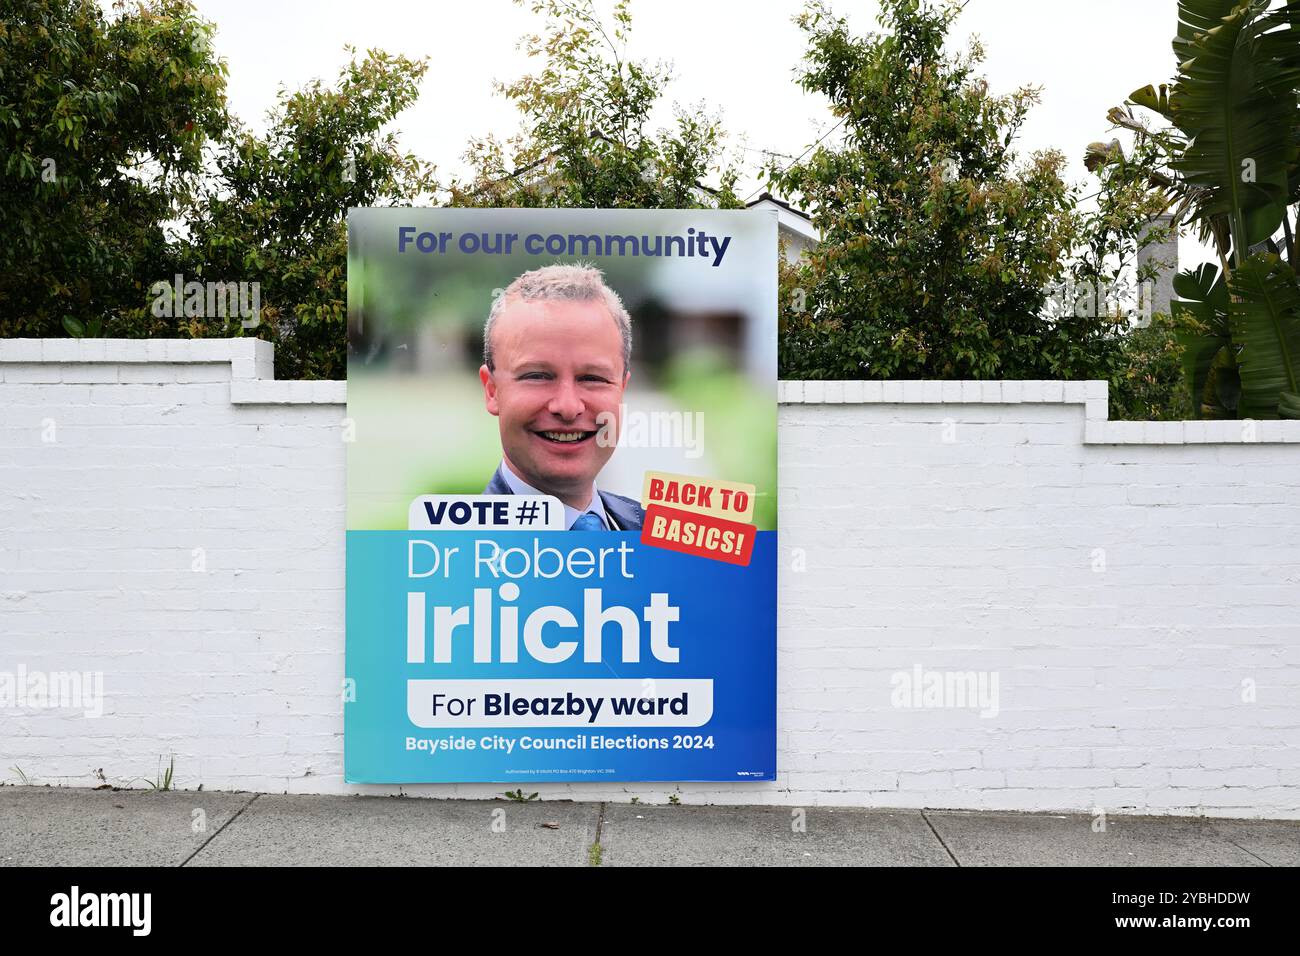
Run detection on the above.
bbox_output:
[480,365,500,416]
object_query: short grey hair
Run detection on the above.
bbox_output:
[483,263,632,372]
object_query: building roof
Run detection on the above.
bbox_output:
[746,192,811,222]
[746,192,820,244]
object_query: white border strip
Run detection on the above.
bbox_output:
[782,379,1300,444]
[4,340,1300,441]
[0,337,344,405]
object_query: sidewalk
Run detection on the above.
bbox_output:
[2,787,1296,867]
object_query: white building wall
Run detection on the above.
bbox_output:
[2,340,1298,817]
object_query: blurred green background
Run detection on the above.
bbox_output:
[346,208,778,531]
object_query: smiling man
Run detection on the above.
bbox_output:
[479,264,644,531]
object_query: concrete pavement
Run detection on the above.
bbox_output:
[1,787,1295,867]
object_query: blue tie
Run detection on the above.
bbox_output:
[570,513,605,532]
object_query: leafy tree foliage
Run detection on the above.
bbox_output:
[1110,312,1195,421]
[0,0,227,336]
[1119,0,1300,419]
[449,0,741,209]
[184,49,437,379]
[772,0,1119,381]
[1,0,436,378]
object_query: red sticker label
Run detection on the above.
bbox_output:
[640,504,756,566]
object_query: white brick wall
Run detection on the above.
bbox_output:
[3,339,1299,818]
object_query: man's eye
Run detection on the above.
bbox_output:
[519,372,551,381]
[579,375,612,383]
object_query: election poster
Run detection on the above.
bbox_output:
[344,208,777,783]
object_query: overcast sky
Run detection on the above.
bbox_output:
[185,0,1189,252]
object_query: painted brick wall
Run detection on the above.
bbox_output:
[3,340,1298,817]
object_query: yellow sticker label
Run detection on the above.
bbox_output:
[641,471,757,523]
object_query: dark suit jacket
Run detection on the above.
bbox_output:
[485,466,644,531]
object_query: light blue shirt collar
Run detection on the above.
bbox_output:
[498,461,612,530]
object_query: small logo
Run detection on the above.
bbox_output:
[49,886,151,936]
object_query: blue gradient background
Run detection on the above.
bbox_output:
[345,530,776,782]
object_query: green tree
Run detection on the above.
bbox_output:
[1074,136,1194,420]
[772,0,1122,381]
[1076,136,1175,324]
[183,49,438,379]
[0,0,228,337]
[449,0,741,209]
[1118,0,1300,419]
[1110,311,1196,421]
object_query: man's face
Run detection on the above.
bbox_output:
[480,297,628,503]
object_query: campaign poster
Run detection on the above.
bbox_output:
[344,208,777,783]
